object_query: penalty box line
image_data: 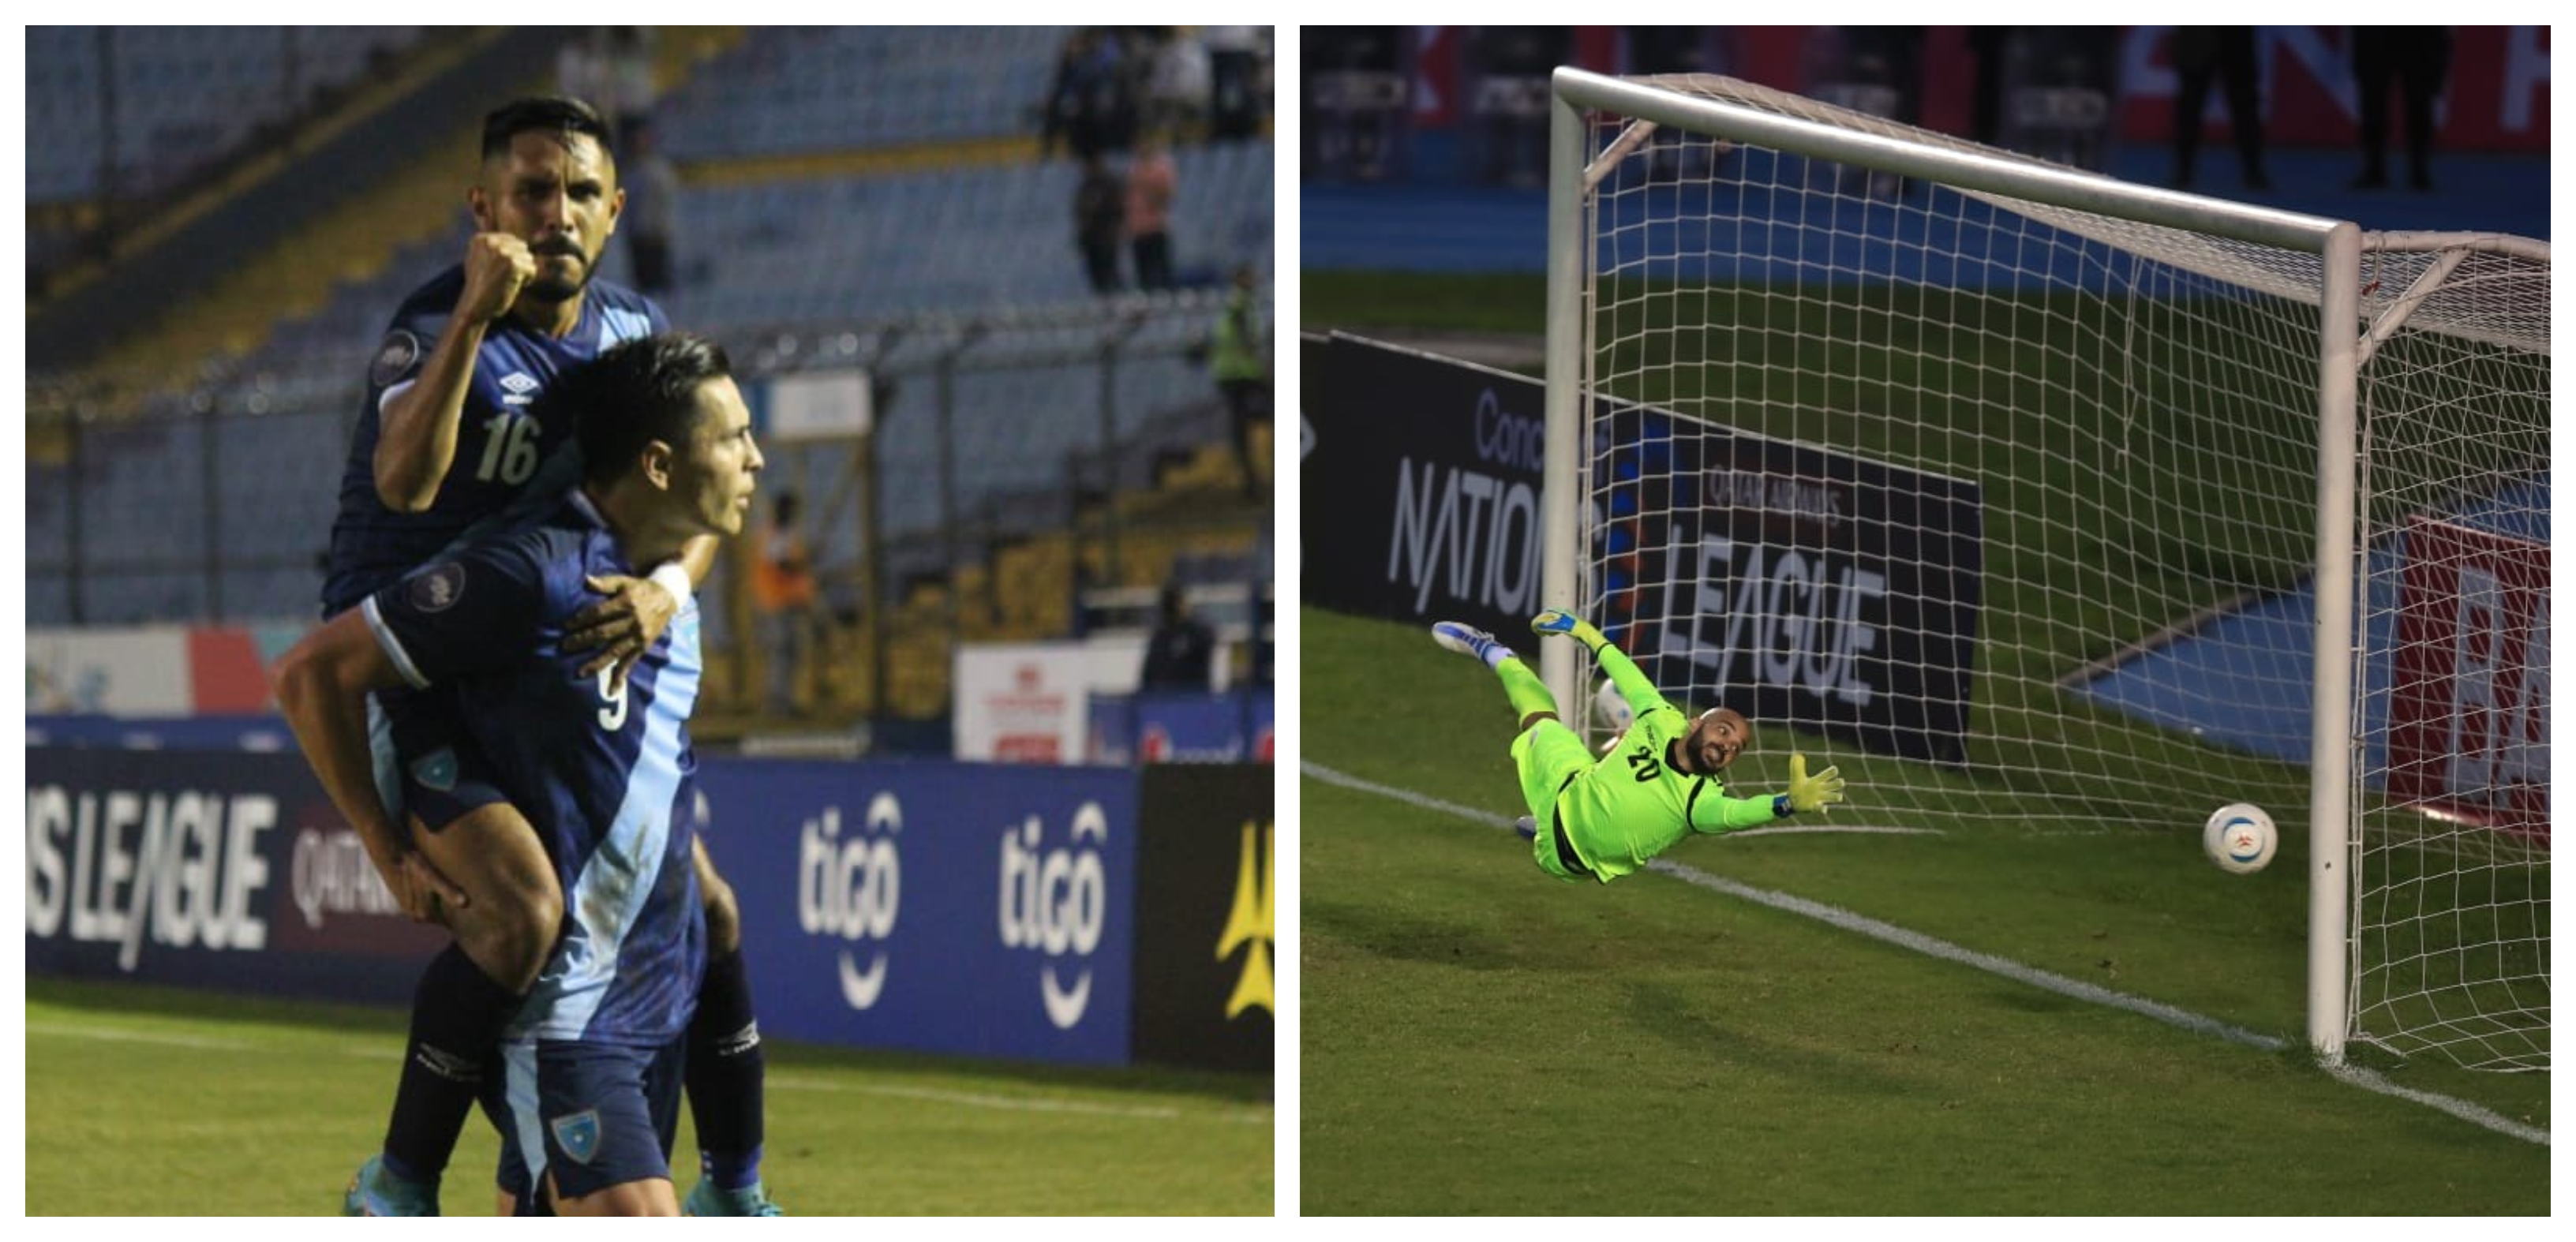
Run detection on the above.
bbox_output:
[1301,761,2548,1148]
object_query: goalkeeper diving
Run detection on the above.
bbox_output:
[1433,610,1847,883]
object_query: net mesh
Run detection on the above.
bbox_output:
[1571,73,2547,1070]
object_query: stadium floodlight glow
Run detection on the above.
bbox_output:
[1544,66,2548,1072]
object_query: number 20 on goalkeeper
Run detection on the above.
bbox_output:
[1432,610,1847,883]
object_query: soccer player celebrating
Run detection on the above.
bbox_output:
[1433,610,1848,883]
[279,332,761,1216]
[320,96,777,1214]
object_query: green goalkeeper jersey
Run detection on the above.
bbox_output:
[1556,643,1782,881]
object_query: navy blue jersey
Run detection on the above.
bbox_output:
[322,266,666,616]
[361,490,704,1046]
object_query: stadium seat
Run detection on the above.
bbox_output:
[25,27,423,204]
[30,26,1272,633]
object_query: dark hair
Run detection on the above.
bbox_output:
[481,95,615,163]
[553,333,736,487]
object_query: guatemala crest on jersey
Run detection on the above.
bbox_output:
[549,1109,602,1165]
[369,330,422,390]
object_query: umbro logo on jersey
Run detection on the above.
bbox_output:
[500,372,539,406]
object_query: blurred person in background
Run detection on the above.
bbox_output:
[1140,584,1215,690]
[1204,25,1265,141]
[1043,27,1136,161]
[620,118,680,297]
[751,490,820,716]
[1965,27,2010,145]
[1211,264,1267,498]
[1148,26,1212,140]
[555,31,612,124]
[1126,131,1178,291]
[2170,27,2271,190]
[2350,26,2451,190]
[1076,152,1126,294]
[605,26,660,142]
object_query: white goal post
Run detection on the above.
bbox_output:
[1542,67,2548,1070]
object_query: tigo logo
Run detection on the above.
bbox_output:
[998,802,1109,1030]
[799,795,902,1011]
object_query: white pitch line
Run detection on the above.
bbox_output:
[32,1020,412,1064]
[25,1022,255,1052]
[1301,761,1937,838]
[767,1074,1271,1125]
[1302,761,2549,1147]
[29,1022,1264,1128]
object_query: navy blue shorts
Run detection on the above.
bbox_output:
[368,686,511,834]
[503,1038,687,1208]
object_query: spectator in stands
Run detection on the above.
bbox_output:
[1204,26,1266,142]
[1043,28,1135,162]
[1627,28,1722,180]
[2350,27,2451,190]
[2170,28,2271,191]
[622,118,680,297]
[1140,584,1215,690]
[1965,27,2010,146]
[605,27,660,143]
[556,31,612,122]
[1148,27,1213,140]
[1075,153,1126,294]
[1125,132,1178,291]
[752,490,819,716]
[1211,264,1268,498]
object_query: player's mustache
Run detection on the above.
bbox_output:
[533,240,585,259]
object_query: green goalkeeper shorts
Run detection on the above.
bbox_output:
[1511,719,1599,884]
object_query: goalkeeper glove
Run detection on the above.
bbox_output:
[1780,754,1846,815]
[1530,609,1606,649]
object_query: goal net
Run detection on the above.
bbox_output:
[1544,69,2548,1070]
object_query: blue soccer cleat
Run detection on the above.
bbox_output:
[343,1154,439,1217]
[1431,621,1511,666]
[684,1179,786,1217]
[1530,609,1604,646]
[1514,815,1538,840]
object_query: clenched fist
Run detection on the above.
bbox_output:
[458,232,538,324]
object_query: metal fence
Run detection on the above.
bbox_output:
[26,291,1268,714]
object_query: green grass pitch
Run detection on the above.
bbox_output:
[1299,270,2548,1214]
[25,977,1271,1215]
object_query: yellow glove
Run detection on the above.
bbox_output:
[1784,754,1845,814]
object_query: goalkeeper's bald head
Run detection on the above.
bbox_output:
[1676,705,1752,775]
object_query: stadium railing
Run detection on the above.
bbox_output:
[25,290,1270,724]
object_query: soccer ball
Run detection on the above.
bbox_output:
[2203,802,2278,875]
[1592,679,1634,751]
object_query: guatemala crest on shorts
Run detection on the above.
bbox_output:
[410,747,459,793]
[549,1109,602,1165]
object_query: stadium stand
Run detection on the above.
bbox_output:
[657,26,1069,157]
[25,25,1275,732]
[26,27,425,204]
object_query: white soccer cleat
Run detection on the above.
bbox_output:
[1431,621,1510,666]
